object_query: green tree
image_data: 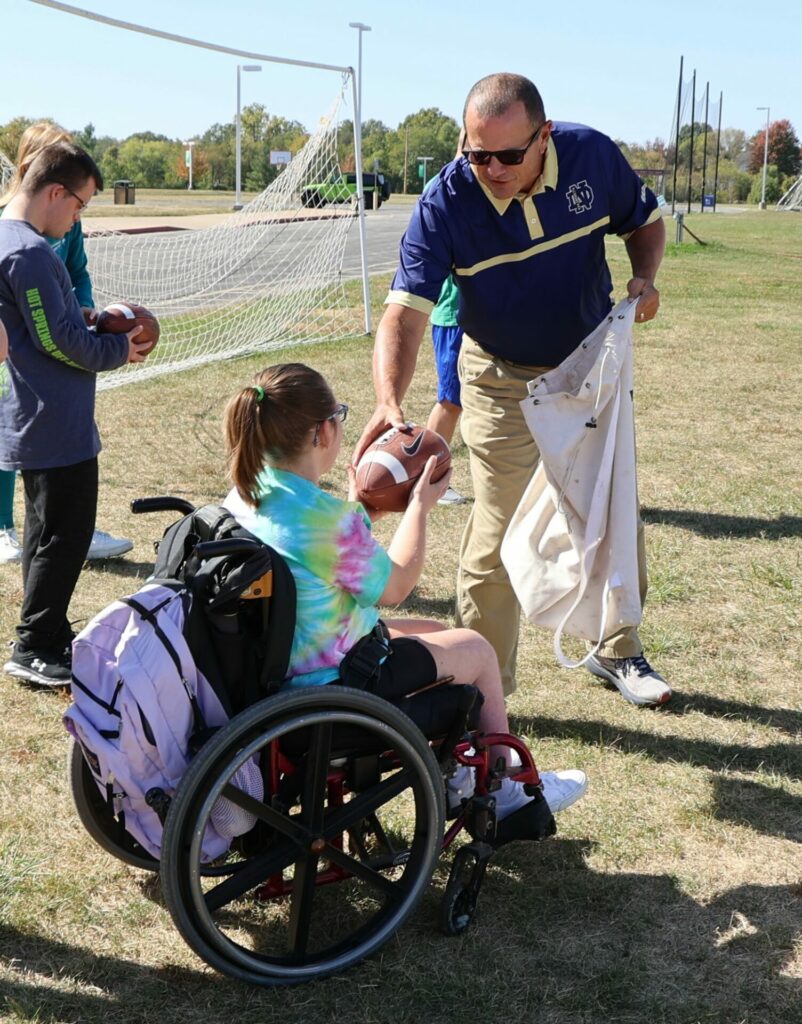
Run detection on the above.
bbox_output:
[73,123,98,157]
[116,136,184,187]
[386,108,460,193]
[748,164,783,204]
[0,116,36,161]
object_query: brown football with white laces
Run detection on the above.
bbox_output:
[96,302,160,355]
[355,424,451,512]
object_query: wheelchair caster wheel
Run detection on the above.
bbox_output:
[440,842,492,936]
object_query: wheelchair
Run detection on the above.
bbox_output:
[67,497,557,987]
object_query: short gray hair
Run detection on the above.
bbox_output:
[463,73,546,127]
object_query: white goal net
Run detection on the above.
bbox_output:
[0,150,14,193]
[88,86,364,392]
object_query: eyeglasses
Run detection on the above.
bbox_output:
[58,183,90,212]
[462,125,543,166]
[313,403,348,446]
[327,403,349,424]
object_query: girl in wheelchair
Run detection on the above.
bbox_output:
[223,362,587,837]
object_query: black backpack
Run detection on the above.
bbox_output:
[150,502,296,716]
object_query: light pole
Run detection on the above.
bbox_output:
[756,106,770,209]
[234,63,262,210]
[348,22,371,131]
[184,140,195,190]
[348,21,372,333]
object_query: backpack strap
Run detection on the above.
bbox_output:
[121,592,207,734]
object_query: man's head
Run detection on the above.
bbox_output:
[462,73,551,200]
[18,141,102,239]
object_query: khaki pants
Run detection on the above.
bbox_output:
[456,335,646,695]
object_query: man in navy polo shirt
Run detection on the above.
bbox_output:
[355,72,670,706]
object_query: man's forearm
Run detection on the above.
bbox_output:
[372,304,429,408]
[625,217,666,282]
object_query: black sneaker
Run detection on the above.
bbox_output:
[4,644,71,688]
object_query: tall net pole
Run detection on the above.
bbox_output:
[671,56,683,214]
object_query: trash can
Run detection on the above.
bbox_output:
[113,180,135,205]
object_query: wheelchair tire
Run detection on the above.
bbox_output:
[67,741,159,872]
[160,686,445,986]
[440,842,491,936]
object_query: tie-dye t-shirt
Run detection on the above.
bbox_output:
[225,468,392,688]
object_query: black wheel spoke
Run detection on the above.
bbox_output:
[203,839,297,913]
[323,843,403,900]
[300,722,333,832]
[322,767,413,840]
[287,853,319,957]
[221,782,310,845]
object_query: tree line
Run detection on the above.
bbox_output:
[0,107,799,203]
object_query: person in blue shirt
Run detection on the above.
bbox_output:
[0,122,133,564]
[355,73,670,707]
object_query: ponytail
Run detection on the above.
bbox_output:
[224,363,336,505]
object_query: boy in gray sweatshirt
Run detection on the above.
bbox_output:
[0,141,150,686]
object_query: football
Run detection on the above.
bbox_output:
[355,424,451,512]
[95,302,160,355]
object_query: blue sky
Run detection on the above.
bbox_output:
[3,0,800,147]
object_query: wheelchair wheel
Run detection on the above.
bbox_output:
[160,686,445,986]
[440,842,491,936]
[67,741,159,872]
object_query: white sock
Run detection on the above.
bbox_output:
[446,763,474,804]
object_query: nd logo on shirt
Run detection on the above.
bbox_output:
[566,180,594,214]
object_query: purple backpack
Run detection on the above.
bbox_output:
[64,581,262,861]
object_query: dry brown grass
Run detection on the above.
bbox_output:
[1,210,800,1024]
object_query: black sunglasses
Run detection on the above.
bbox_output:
[462,125,543,166]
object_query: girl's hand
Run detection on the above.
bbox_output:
[408,456,451,513]
[347,464,389,522]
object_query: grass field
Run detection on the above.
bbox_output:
[0,210,800,1024]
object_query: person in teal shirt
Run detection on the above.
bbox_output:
[0,122,133,563]
[223,361,587,829]
[423,168,465,506]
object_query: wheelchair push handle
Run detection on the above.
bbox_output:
[131,496,196,516]
[194,537,265,560]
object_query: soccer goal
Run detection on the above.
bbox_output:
[88,89,364,392]
[30,0,372,392]
[777,175,802,211]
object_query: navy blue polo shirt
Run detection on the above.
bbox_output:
[387,122,661,366]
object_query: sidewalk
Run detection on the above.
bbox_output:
[84,208,355,236]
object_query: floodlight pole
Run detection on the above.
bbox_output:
[235,64,262,210]
[349,22,372,334]
[757,106,770,209]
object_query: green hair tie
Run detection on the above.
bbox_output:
[252,385,265,402]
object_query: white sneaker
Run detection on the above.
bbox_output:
[0,527,22,564]
[86,529,133,560]
[437,486,467,506]
[587,653,672,706]
[540,769,588,814]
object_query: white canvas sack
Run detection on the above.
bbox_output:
[501,298,642,668]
